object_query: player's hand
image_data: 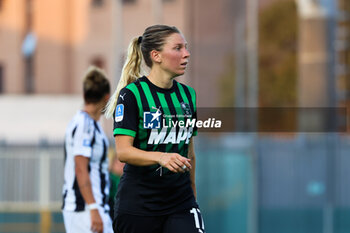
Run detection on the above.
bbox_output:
[90,209,103,233]
[158,153,192,173]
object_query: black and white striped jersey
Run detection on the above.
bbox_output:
[62,110,110,212]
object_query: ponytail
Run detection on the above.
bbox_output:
[105,25,180,119]
[105,37,144,118]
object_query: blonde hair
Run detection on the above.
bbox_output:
[105,38,143,118]
[104,25,180,119]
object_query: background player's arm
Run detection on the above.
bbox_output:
[116,135,192,173]
[188,138,197,199]
[75,156,103,233]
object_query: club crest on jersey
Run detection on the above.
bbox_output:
[115,104,124,122]
[180,102,192,116]
[143,108,162,129]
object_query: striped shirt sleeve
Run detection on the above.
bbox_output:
[72,115,94,158]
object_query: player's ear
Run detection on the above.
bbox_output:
[104,93,110,102]
[150,50,161,63]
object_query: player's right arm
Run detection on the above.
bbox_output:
[114,88,191,173]
[115,135,191,173]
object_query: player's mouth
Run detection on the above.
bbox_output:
[180,62,188,68]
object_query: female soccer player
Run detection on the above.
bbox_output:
[62,66,113,233]
[105,25,205,233]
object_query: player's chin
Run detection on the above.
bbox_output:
[175,69,186,76]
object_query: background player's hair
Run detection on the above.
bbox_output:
[105,24,180,118]
[83,66,110,104]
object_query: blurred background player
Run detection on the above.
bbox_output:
[61,66,113,233]
[105,24,205,233]
[108,153,124,220]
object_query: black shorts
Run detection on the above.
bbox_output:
[113,207,205,233]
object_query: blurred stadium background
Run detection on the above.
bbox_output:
[0,0,349,232]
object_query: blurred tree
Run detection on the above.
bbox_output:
[258,0,298,107]
[218,0,297,108]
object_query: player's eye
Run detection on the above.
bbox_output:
[174,45,182,51]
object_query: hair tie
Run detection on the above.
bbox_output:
[137,36,143,45]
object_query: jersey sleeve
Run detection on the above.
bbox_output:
[72,115,94,158]
[113,87,139,137]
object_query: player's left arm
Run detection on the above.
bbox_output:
[188,138,197,200]
[75,156,103,233]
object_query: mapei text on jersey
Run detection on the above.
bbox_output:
[147,118,222,145]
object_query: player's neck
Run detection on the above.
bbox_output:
[148,68,174,89]
[83,104,101,121]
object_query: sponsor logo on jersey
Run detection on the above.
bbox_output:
[148,127,193,145]
[143,108,162,129]
[115,104,124,122]
[119,93,126,101]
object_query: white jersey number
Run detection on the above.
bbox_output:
[190,208,205,233]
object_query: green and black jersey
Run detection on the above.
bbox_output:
[113,76,198,216]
